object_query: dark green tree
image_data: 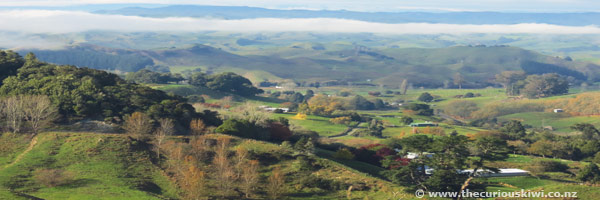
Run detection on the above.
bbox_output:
[347,95,375,110]
[400,116,414,125]
[577,163,600,183]
[501,120,527,140]
[205,72,263,96]
[373,99,385,110]
[459,135,509,194]
[188,72,208,87]
[418,92,434,102]
[0,50,25,86]
[571,123,600,139]
[405,103,434,116]
[522,73,569,98]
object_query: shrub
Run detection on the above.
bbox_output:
[187,95,205,103]
[330,116,352,125]
[368,91,381,97]
[404,103,434,116]
[123,112,153,139]
[34,169,74,187]
[399,116,414,125]
[444,100,479,119]
[532,160,569,173]
[269,122,292,141]
[577,163,600,183]
[418,92,434,102]
[333,148,355,160]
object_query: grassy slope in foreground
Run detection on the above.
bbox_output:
[0,132,178,200]
[0,132,410,199]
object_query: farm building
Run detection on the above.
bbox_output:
[459,168,529,177]
[553,109,564,113]
[409,122,438,127]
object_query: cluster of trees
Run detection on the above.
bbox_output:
[188,72,263,97]
[0,50,24,86]
[0,52,218,132]
[214,105,292,142]
[269,90,314,103]
[298,94,386,118]
[495,120,600,163]
[332,133,508,194]
[495,71,569,98]
[125,69,184,84]
[351,119,385,137]
[403,103,434,116]
[0,95,57,133]
[444,100,479,119]
[383,133,508,194]
[161,136,285,199]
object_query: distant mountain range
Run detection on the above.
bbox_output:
[95,5,600,26]
[20,43,600,88]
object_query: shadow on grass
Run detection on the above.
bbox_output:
[60,178,100,189]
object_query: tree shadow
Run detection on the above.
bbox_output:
[136,181,163,195]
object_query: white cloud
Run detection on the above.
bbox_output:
[0,0,599,12]
[1,10,599,35]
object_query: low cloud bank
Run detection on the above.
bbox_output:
[1,10,599,34]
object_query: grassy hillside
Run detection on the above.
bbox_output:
[0,132,408,199]
[0,132,179,200]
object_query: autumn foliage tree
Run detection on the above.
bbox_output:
[241,160,260,198]
[213,138,235,197]
[267,166,285,199]
[123,112,153,139]
[189,118,207,135]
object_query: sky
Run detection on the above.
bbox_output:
[1,0,599,49]
[0,0,599,12]
[1,9,599,35]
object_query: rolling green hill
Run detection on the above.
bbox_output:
[22,43,600,88]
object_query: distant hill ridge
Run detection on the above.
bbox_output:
[21,43,600,88]
[95,5,600,26]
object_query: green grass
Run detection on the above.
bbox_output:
[498,112,600,133]
[0,132,179,200]
[0,133,31,167]
[272,113,349,137]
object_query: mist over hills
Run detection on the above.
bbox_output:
[95,5,600,26]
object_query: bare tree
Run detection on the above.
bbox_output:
[22,95,57,134]
[154,118,174,158]
[212,137,234,197]
[1,96,25,133]
[123,112,153,139]
[267,166,285,199]
[454,72,465,89]
[234,147,248,179]
[189,119,207,135]
[400,79,409,95]
[241,160,260,198]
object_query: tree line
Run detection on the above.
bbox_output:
[0,51,221,133]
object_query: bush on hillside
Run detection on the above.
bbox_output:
[34,169,74,187]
